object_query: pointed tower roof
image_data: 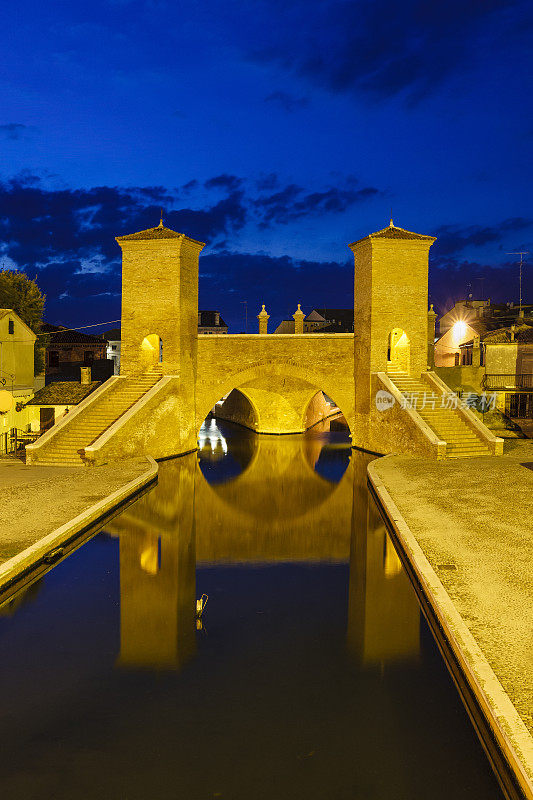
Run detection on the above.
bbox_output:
[349,220,435,248]
[116,216,205,245]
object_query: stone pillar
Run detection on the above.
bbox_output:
[80,366,91,385]
[427,304,437,368]
[472,335,481,367]
[257,304,270,334]
[292,304,305,334]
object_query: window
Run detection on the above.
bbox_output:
[84,350,95,365]
[49,351,60,368]
[8,319,14,334]
[506,393,533,419]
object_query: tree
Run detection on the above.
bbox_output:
[0,269,46,374]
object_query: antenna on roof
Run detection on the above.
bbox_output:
[507,251,528,316]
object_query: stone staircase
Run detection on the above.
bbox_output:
[34,371,162,466]
[386,367,491,458]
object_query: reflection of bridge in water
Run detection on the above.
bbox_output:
[107,431,420,671]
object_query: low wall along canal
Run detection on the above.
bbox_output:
[0,420,524,798]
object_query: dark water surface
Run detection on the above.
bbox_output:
[0,420,503,799]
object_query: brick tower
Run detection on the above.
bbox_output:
[349,220,435,449]
[116,219,205,376]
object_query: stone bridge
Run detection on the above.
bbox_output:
[26,218,503,465]
[195,333,355,434]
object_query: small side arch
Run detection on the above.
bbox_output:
[141,334,163,369]
[387,328,410,374]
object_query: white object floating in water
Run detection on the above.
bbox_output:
[196,594,208,618]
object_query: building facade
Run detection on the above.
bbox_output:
[0,309,38,451]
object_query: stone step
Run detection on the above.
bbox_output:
[441,435,482,441]
[448,442,489,453]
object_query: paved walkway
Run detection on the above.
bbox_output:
[0,457,153,564]
[371,439,533,735]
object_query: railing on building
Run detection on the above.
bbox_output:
[1,428,40,456]
[482,374,533,390]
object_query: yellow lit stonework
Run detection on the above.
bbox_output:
[26,220,502,466]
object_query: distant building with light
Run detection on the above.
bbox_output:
[434,299,533,367]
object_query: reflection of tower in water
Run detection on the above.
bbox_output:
[109,454,197,671]
[347,452,420,666]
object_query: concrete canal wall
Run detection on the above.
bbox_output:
[367,445,533,800]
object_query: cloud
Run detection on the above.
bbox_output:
[254,181,380,225]
[0,171,380,325]
[264,91,309,112]
[432,218,533,257]
[204,174,244,192]
[0,123,36,140]
[246,0,527,102]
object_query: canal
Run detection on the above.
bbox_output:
[0,420,504,799]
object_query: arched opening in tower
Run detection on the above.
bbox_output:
[386,328,410,374]
[141,333,163,369]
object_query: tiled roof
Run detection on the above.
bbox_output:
[482,324,533,344]
[45,328,106,344]
[116,224,183,241]
[310,322,353,333]
[104,327,121,340]
[350,222,435,247]
[116,222,205,245]
[199,310,227,327]
[26,381,101,406]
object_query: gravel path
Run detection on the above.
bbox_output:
[0,457,151,564]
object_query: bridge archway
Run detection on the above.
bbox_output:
[196,360,355,438]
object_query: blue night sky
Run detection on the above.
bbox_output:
[1,0,532,331]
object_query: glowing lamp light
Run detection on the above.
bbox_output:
[452,320,468,341]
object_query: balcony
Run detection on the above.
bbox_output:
[483,373,533,390]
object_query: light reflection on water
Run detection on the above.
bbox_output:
[0,423,503,799]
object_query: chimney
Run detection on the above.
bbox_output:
[472,335,481,367]
[215,311,220,326]
[80,366,91,385]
